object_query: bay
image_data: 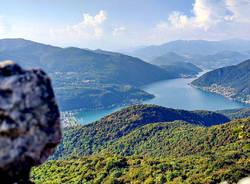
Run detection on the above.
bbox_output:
[141,78,247,111]
[76,72,248,125]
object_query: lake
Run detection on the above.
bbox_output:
[75,73,248,124]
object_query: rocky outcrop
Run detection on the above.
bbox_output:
[0,61,61,183]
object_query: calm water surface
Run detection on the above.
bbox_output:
[76,72,248,124]
[142,78,247,111]
[75,107,122,125]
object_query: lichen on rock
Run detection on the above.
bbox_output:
[0,61,61,183]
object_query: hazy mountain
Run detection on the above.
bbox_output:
[189,50,250,69]
[0,39,175,84]
[0,38,61,69]
[0,38,178,110]
[150,52,188,65]
[131,39,250,61]
[0,38,60,52]
[160,63,202,77]
[150,52,202,77]
[191,59,250,104]
[42,47,176,86]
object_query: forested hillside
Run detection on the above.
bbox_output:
[0,39,177,110]
[216,108,250,120]
[32,117,249,184]
[52,104,230,159]
[191,60,250,104]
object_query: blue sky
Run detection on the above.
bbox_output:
[0,0,249,50]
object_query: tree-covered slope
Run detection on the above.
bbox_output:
[32,117,250,184]
[0,38,61,69]
[0,38,174,86]
[191,60,250,104]
[106,118,249,158]
[216,108,250,120]
[42,47,175,86]
[56,84,154,110]
[52,104,230,159]
[0,39,178,110]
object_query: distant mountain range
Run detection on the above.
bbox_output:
[131,39,250,61]
[150,52,202,77]
[22,38,250,184]
[147,50,249,71]
[1,38,249,110]
[191,60,250,104]
[0,39,173,85]
[151,52,187,65]
[189,50,250,69]
[0,38,190,111]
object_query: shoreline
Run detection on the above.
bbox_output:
[190,83,250,105]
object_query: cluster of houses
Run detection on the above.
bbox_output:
[60,111,80,127]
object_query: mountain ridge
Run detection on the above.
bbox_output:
[0,38,178,110]
[131,39,250,61]
[150,52,202,77]
[52,104,231,159]
[32,116,250,183]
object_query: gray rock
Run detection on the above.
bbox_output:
[0,61,61,183]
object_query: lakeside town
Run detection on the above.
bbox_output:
[190,83,249,104]
[60,111,81,127]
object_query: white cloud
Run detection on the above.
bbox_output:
[168,11,188,28]
[50,10,107,41]
[81,10,106,26]
[1,1,249,50]
[150,0,250,44]
[225,0,250,22]
[112,26,126,36]
[165,0,231,30]
[48,1,249,48]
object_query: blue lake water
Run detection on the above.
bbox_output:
[141,78,247,111]
[75,107,123,125]
[76,73,248,125]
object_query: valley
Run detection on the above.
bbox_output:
[0,39,202,111]
[32,106,250,183]
[73,71,248,125]
[1,1,250,183]
[0,38,249,184]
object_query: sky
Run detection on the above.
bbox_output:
[0,0,250,50]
